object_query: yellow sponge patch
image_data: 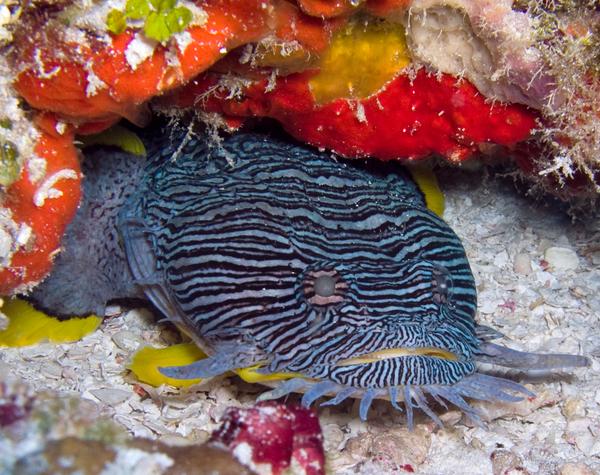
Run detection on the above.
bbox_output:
[0,298,102,347]
[128,342,207,387]
[309,18,410,104]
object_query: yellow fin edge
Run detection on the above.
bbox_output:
[408,166,445,217]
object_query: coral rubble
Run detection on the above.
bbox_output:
[2,368,326,474]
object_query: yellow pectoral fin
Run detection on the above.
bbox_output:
[407,165,445,217]
[234,364,304,384]
[128,343,207,388]
[0,298,101,347]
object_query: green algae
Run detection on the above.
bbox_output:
[0,140,19,187]
[107,0,193,44]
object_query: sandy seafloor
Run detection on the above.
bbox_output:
[1,165,599,475]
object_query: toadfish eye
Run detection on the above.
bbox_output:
[314,274,336,297]
[304,269,347,307]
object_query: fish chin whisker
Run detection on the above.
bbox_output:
[359,388,380,421]
[257,368,540,430]
[320,386,357,406]
[420,372,535,427]
[453,372,534,401]
[412,386,443,428]
[424,384,485,428]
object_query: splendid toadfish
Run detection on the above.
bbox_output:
[30,125,589,426]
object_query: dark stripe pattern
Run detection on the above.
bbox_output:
[123,129,478,390]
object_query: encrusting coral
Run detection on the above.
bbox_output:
[0,0,598,296]
[0,114,81,295]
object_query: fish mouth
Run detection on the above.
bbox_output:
[335,346,460,367]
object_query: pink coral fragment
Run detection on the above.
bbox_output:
[211,401,325,475]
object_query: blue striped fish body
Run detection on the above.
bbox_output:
[120,130,493,416]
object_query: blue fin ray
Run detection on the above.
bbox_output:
[257,378,308,401]
[404,385,415,430]
[413,386,443,428]
[321,387,357,406]
[428,390,449,410]
[388,386,403,412]
[301,381,339,407]
[427,386,484,427]
[458,373,534,402]
[359,389,378,421]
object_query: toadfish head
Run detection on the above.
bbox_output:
[280,257,479,390]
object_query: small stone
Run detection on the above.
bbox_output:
[40,362,63,379]
[20,344,54,359]
[566,418,600,456]
[491,449,527,475]
[89,388,131,406]
[370,426,431,470]
[61,367,78,381]
[544,247,579,271]
[537,239,554,254]
[322,424,345,452]
[469,436,485,451]
[439,410,462,426]
[588,296,600,313]
[558,462,596,475]
[346,418,368,436]
[158,434,193,447]
[562,398,586,420]
[329,452,360,473]
[513,253,532,275]
[104,304,124,317]
[112,331,142,352]
[344,432,373,460]
[574,271,600,292]
[493,250,509,268]
[479,299,498,314]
